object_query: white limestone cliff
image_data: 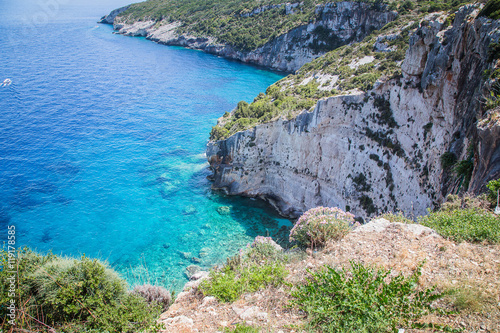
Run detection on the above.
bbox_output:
[106,2,396,72]
[207,6,500,220]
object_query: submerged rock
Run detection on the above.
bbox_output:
[216,205,231,215]
[185,265,201,279]
[182,205,197,215]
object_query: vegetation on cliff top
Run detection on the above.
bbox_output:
[209,0,473,140]
[119,0,320,51]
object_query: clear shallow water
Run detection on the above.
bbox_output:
[0,0,288,291]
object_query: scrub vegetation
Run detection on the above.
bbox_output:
[0,249,167,332]
[209,0,473,140]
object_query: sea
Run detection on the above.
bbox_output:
[0,0,288,291]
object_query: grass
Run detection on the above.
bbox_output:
[418,208,500,244]
[199,242,289,303]
[377,211,414,223]
[291,262,443,332]
[223,323,261,332]
[443,286,487,313]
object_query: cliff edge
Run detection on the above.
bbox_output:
[100,1,396,72]
[207,4,500,219]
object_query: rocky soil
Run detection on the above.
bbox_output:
[157,219,500,332]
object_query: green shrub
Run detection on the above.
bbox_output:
[0,248,163,332]
[210,125,230,140]
[291,262,442,333]
[440,152,457,170]
[479,0,500,20]
[200,237,288,303]
[487,177,500,207]
[419,208,500,244]
[223,323,261,332]
[29,256,126,323]
[289,207,356,249]
[200,262,288,303]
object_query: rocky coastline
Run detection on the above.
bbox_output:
[206,5,500,220]
[100,2,396,72]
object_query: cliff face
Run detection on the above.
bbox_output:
[207,6,500,219]
[98,5,130,24]
[107,2,396,72]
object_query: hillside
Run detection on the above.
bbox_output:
[100,1,465,72]
[207,1,500,220]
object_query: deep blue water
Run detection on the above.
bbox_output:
[0,0,287,291]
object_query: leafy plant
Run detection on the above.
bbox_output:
[486,177,500,207]
[199,262,288,303]
[200,238,288,303]
[0,248,164,332]
[418,208,500,244]
[289,207,356,248]
[291,262,442,332]
[223,323,261,332]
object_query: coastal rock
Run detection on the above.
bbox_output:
[207,6,500,219]
[108,2,396,72]
[98,5,130,24]
[185,265,201,279]
[356,218,439,237]
[232,305,269,322]
[470,108,500,193]
[252,236,283,252]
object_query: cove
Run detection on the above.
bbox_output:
[0,0,287,291]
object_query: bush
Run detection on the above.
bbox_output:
[132,284,172,310]
[223,323,261,332]
[289,207,356,248]
[199,262,288,303]
[479,0,500,20]
[486,177,500,207]
[0,248,164,332]
[440,152,457,170]
[291,262,442,333]
[419,208,500,244]
[200,238,288,303]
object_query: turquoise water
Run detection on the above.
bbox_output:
[0,0,288,291]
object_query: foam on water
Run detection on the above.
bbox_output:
[0,0,288,291]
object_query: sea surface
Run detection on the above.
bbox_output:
[0,0,288,291]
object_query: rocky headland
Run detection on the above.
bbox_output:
[100,2,396,72]
[100,1,500,221]
[206,4,500,220]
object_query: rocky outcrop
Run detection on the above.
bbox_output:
[471,108,500,193]
[98,5,130,24]
[207,6,500,219]
[104,2,396,72]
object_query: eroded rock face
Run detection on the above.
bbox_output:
[106,2,396,72]
[207,6,500,219]
[98,5,130,25]
[471,111,500,193]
